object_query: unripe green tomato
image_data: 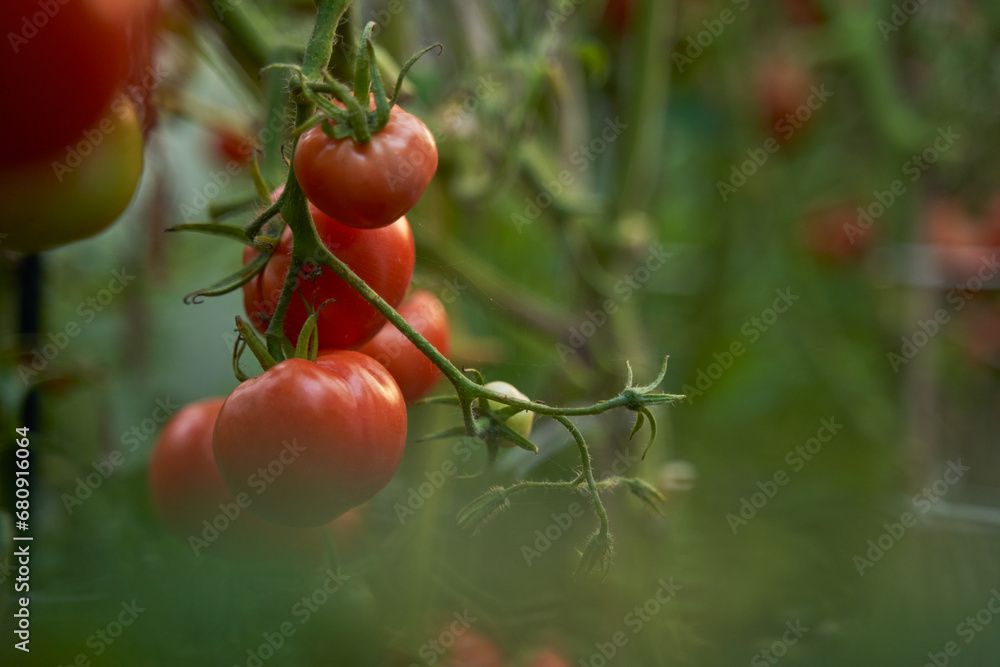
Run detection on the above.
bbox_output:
[484,381,534,447]
[0,97,144,253]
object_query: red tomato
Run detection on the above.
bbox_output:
[148,398,328,561]
[0,0,145,165]
[0,98,144,252]
[528,649,572,667]
[214,129,256,166]
[213,355,407,527]
[294,102,438,229]
[802,204,872,263]
[755,55,814,137]
[356,290,451,402]
[447,631,504,667]
[243,194,415,350]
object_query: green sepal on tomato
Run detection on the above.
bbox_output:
[212,354,407,528]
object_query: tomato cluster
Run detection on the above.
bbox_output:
[0,0,155,252]
[151,94,454,550]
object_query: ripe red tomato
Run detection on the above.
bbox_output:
[0,98,144,252]
[148,398,328,560]
[243,194,415,349]
[213,355,407,527]
[447,630,504,667]
[294,102,438,229]
[356,289,451,402]
[0,0,146,165]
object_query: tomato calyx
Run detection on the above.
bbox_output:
[290,21,441,145]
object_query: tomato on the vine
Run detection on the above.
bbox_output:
[213,355,407,527]
[148,398,328,560]
[0,0,149,165]
[243,192,415,349]
[0,99,144,252]
[484,381,534,447]
[357,289,451,403]
[294,101,438,229]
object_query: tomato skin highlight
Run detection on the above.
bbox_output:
[0,0,144,165]
[294,103,438,229]
[243,197,415,350]
[357,289,451,403]
[0,99,143,252]
[213,355,407,527]
[148,398,328,560]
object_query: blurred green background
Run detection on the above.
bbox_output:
[4,0,1000,665]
